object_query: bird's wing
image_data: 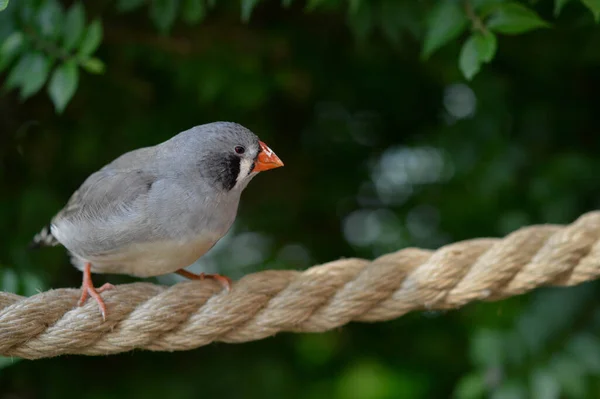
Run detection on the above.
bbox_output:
[34,164,159,258]
[30,147,158,250]
[53,168,154,224]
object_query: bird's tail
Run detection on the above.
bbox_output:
[29,224,60,249]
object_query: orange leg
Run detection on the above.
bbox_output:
[78,262,114,321]
[175,269,232,291]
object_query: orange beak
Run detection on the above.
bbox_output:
[252,141,284,172]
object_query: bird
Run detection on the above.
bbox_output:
[30,122,284,320]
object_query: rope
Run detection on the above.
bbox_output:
[2,211,600,360]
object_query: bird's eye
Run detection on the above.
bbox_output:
[234,146,245,154]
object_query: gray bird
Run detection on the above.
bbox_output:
[30,122,284,320]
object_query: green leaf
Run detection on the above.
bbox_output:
[117,0,146,13]
[81,57,105,74]
[474,30,497,63]
[36,0,64,39]
[78,20,103,57]
[282,0,293,7]
[459,31,497,80]
[63,2,85,51]
[554,0,572,16]
[581,0,600,21]
[182,0,205,24]
[241,0,260,22]
[48,61,79,113]
[149,0,179,33]
[5,52,51,99]
[459,35,480,81]
[487,3,550,35]
[421,0,468,59]
[0,0,8,12]
[0,31,25,72]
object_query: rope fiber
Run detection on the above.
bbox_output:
[2,211,600,359]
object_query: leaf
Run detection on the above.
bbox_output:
[554,0,572,16]
[474,30,497,62]
[459,35,480,81]
[5,52,51,99]
[0,31,24,72]
[48,61,79,113]
[117,0,146,13]
[182,0,205,24]
[149,0,179,33]
[581,0,600,22]
[458,30,498,80]
[63,2,85,51]
[421,0,468,59]
[78,20,103,57]
[241,0,260,22]
[282,0,293,7]
[36,0,64,39]
[81,57,105,74]
[0,0,8,12]
[486,3,550,35]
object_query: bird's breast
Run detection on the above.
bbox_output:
[75,233,221,277]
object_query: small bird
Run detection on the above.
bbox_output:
[30,122,284,320]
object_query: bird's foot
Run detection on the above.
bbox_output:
[176,269,232,291]
[78,262,114,321]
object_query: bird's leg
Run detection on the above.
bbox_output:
[175,269,232,291]
[78,262,115,321]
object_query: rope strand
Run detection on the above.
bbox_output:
[2,211,600,359]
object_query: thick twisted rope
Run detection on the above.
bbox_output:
[2,211,600,359]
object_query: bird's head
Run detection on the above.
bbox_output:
[165,122,284,192]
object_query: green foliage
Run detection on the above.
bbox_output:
[0,0,103,113]
[485,2,550,34]
[459,31,497,80]
[116,0,216,30]
[48,61,78,113]
[455,284,600,398]
[421,0,469,60]
[1,0,599,105]
[581,0,600,21]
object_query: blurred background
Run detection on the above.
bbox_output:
[2,0,600,398]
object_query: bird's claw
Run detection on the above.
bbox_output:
[176,269,232,291]
[78,263,114,321]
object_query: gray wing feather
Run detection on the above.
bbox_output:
[51,167,157,257]
[32,147,159,255]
